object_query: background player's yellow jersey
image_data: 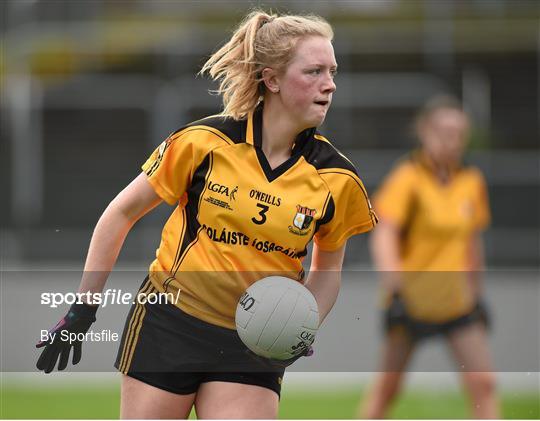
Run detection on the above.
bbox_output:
[374,152,491,322]
[142,104,377,328]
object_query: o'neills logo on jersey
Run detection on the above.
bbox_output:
[249,189,281,207]
[204,180,238,211]
[289,205,316,236]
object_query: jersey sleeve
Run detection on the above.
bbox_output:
[471,169,491,231]
[141,129,215,205]
[373,162,416,227]
[314,170,377,251]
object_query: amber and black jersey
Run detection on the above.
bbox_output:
[374,151,491,322]
[142,103,377,328]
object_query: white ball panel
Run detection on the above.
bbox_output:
[256,289,300,350]
[235,276,320,360]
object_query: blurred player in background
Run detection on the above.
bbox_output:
[359,96,499,419]
[36,9,376,419]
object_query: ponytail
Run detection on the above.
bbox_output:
[200,10,333,120]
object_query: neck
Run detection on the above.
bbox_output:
[421,150,458,184]
[261,98,306,158]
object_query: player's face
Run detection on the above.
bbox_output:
[279,36,337,129]
[419,109,470,167]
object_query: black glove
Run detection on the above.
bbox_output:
[36,302,97,373]
[245,345,314,370]
[384,292,409,331]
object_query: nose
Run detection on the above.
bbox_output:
[322,72,336,94]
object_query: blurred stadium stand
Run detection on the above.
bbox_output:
[1,0,538,266]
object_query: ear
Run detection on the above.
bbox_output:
[261,67,280,93]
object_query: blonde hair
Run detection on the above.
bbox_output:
[415,94,466,131]
[199,10,334,120]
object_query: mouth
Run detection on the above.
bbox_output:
[314,100,329,107]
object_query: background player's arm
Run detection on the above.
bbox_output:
[467,231,486,299]
[370,220,402,293]
[304,243,347,325]
[77,173,162,299]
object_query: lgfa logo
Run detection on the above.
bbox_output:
[208,181,238,201]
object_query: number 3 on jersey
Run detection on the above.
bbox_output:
[252,204,269,225]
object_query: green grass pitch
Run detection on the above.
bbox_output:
[1,385,539,419]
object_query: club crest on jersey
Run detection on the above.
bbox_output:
[289,205,316,236]
[460,199,474,219]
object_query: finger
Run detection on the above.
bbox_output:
[72,342,82,365]
[36,333,55,348]
[36,341,47,348]
[36,345,55,371]
[45,347,61,374]
[36,319,66,349]
[58,346,71,371]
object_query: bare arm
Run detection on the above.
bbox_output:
[467,231,486,300]
[370,220,402,293]
[304,243,347,326]
[77,173,162,298]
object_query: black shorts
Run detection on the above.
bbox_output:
[383,303,489,342]
[114,277,284,396]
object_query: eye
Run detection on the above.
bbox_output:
[330,69,338,78]
[308,68,321,75]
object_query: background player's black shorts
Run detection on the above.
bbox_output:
[383,301,490,342]
[114,277,284,396]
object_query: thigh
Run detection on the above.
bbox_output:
[120,374,196,419]
[446,321,494,372]
[194,381,279,419]
[380,327,416,372]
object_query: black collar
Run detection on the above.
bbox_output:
[247,102,315,182]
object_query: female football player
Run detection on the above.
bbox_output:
[36,10,377,419]
[359,96,499,419]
